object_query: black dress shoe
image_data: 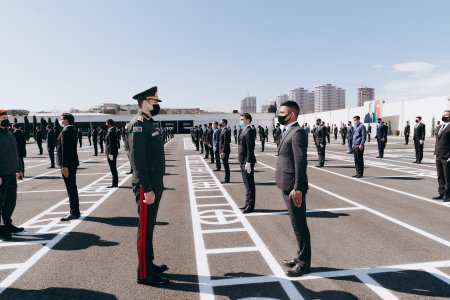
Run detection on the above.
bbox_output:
[137,274,171,286]
[352,174,358,177]
[417,160,421,164]
[107,185,118,188]
[126,171,133,174]
[282,259,297,268]
[286,263,311,277]
[413,160,417,163]
[239,205,248,210]
[221,180,230,184]
[243,207,254,214]
[214,169,221,171]
[443,196,450,202]
[60,214,80,221]
[151,263,169,273]
[48,166,55,169]
[4,224,24,233]
[355,175,363,178]
[432,194,444,200]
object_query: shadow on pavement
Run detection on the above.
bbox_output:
[2,287,117,299]
[53,232,119,250]
[84,216,138,227]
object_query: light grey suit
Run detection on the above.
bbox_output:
[275,122,311,265]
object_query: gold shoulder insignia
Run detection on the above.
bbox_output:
[152,131,160,136]
[137,115,144,122]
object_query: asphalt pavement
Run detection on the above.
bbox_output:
[1,133,449,300]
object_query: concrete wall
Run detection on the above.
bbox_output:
[297,98,450,137]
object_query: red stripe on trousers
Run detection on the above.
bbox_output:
[138,185,147,280]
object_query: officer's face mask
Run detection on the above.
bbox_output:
[277,112,292,125]
[150,104,160,117]
[0,118,10,128]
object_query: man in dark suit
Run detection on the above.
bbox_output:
[313,119,327,167]
[258,125,266,152]
[92,127,98,156]
[333,125,338,140]
[375,118,388,158]
[128,86,170,286]
[274,124,281,147]
[36,127,43,155]
[219,119,231,183]
[12,124,26,174]
[352,116,366,178]
[203,124,209,159]
[46,124,57,168]
[367,123,372,142]
[233,126,238,144]
[404,121,410,145]
[413,116,426,164]
[98,127,105,153]
[212,122,221,171]
[340,124,347,145]
[105,119,119,188]
[207,123,214,164]
[275,101,311,277]
[238,113,257,213]
[197,125,204,154]
[57,113,80,221]
[433,110,450,202]
[264,126,269,142]
[326,123,331,143]
[87,127,92,146]
[77,128,83,148]
[346,121,354,154]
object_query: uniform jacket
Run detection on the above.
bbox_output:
[56,125,79,168]
[275,122,308,192]
[238,126,256,164]
[0,128,22,175]
[105,127,119,156]
[219,127,231,154]
[46,129,57,149]
[127,111,165,193]
[13,129,27,157]
[435,124,450,159]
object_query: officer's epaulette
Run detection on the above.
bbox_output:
[137,115,145,122]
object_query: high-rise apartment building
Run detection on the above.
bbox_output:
[357,87,375,106]
[241,96,257,113]
[288,88,314,114]
[314,84,345,112]
[275,94,289,110]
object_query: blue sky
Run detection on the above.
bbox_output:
[1,0,450,113]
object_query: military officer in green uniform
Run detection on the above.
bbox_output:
[127,86,170,286]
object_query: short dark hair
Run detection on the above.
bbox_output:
[416,116,422,120]
[47,124,54,129]
[280,101,300,115]
[106,119,114,126]
[240,113,252,122]
[353,115,360,120]
[221,119,228,125]
[316,118,321,122]
[61,113,74,125]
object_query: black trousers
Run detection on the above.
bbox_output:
[316,145,325,166]
[209,145,214,163]
[78,137,82,148]
[48,146,55,167]
[353,146,364,176]
[93,141,98,156]
[18,156,25,173]
[377,139,386,157]
[414,140,424,161]
[107,154,118,186]
[326,134,330,143]
[204,144,209,158]
[200,140,204,154]
[99,141,104,153]
[261,139,265,152]
[195,139,199,151]
[334,133,337,140]
[0,174,17,225]
[62,166,80,215]
[404,134,409,145]
[214,149,221,170]
[222,152,230,182]
[341,134,346,145]
[37,141,43,154]
[436,158,449,196]
[133,180,163,280]
[367,133,371,142]
[88,136,92,146]
[234,135,237,144]
[240,163,255,208]
[282,190,311,265]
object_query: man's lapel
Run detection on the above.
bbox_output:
[278,123,298,153]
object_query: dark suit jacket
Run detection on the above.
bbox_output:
[46,129,57,148]
[219,127,231,154]
[375,124,387,140]
[105,127,119,155]
[413,123,426,140]
[435,124,450,159]
[314,125,327,146]
[13,130,27,157]
[92,129,98,142]
[275,123,308,192]
[238,126,256,164]
[404,124,410,135]
[56,125,79,168]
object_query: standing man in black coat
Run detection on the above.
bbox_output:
[105,119,119,188]
[46,124,57,168]
[258,125,266,152]
[413,116,426,164]
[264,126,269,142]
[238,113,257,214]
[36,127,43,155]
[92,127,98,156]
[57,113,80,221]
[233,126,238,144]
[333,125,338,140]
[219,119,231,183]
[326,123,331,143]
[275,101,311,277]
[197,125,204,154]
[98,127,105,153]
[87,127,92,146]
[404,121,410,145]
[433,110,450,201]
[203,124,209,159]
[314,118,327,167]
[375,118,388,158]
[77,128,83,148]
[207,123,215,164]
[12,124,26,174]
[367,123,372,142]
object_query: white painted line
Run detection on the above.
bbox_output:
[211,275,281,287]
[204,246,259,255]
[0,264,24,270]
[197,204,230,208]
[0,240,53,247]
[196,195,226,199]
[17,189,66,194]
[244,207,364,217]
[355,272,400,300]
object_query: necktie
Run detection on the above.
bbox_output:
[439,124,447,136]
[281,128,287,139]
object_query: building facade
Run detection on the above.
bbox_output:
[241,96,257,113]
[289,88,314,114]
[314,84,345,112]
[357,87,375,106]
